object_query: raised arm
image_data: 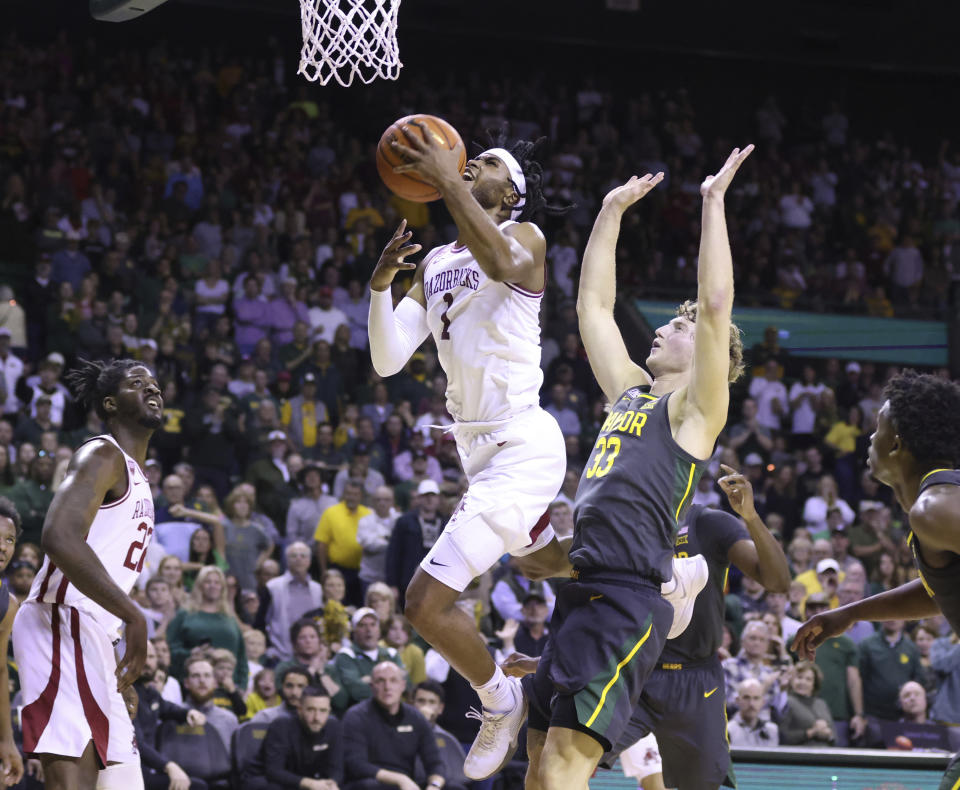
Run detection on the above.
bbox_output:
[40,439,148,688]
[576,174,662,402]
[368,220,431,377]
[719,464,791,593]
[676,146,754,459]
[791,579,940,660]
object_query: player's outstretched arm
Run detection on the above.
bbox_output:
[577,175,662,403]
[791,578,939,660]
[677,146,753,459]
[392,122,542,285]
[0,596,23,786]
[40,440,148,689]
[718,464,791,593]
[368,220,431,377]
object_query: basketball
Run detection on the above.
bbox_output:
[376,114,466,202]
[894,735,913,750]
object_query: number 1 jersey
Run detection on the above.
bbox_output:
[27,434,155,640]
[422,220,544,424]
[571,387,707,584]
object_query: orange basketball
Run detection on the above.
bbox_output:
[376,114,466,202]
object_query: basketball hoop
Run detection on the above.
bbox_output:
[298,0,402,87]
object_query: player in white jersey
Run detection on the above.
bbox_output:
[13,359,163,790]
[369,129,571,779]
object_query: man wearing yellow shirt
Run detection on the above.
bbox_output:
[795,558,844,609]
[315,479,370,606]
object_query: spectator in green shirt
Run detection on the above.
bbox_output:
[859,619,922,725]
[167,565,249,689]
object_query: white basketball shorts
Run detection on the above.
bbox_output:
[421,406,566,591]
[620,733,663,780]
[14,601,139,766]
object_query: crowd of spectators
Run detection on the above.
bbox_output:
[1,21,959,790]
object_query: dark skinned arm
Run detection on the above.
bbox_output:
[391,124,544,285]
[718,464,791,593]
[792,579,940,660]
[40,439,148,689]
[0,597,23,785]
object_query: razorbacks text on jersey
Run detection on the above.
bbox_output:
[27,434,155,640]
[422,220,544,424]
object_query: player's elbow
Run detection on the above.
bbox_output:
[697,289,734,316]
[369,349,403,378]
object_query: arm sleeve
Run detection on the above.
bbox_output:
[778,699,810,745]
[263,719,306,788]
[323,663,351,714]
[333,654,373,704]
[165,610,190,681]
[233,620,249,690]
[328,717,345,785]
[157,698,190,724]
[930,637,960,672]
[368,290,430,377]
[342,709,380,780]
[133,719,170,772]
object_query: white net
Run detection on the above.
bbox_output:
[298,0,402,87]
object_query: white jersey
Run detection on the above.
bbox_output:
[423,220,545,423]
[27,434,155,640]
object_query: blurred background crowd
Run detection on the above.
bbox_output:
[1,9,959,790]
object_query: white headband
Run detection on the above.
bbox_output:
[482,147,526,220]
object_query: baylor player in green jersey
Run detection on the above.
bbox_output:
[794,371,960,790]
[522,146,754,790]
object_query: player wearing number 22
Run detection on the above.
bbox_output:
[368,126,574,780]
[519,147,755,790]
[14,359,163,790]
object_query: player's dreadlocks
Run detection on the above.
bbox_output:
[479,131,574,222]
[884,370,960,468]
[66,357,144,420]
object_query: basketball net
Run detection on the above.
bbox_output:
[298,0,402,87]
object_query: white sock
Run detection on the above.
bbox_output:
[472,665,515,713]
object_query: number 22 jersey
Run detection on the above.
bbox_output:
[27,434,155,639]
[422,220,545,424]
[571,387,707,584]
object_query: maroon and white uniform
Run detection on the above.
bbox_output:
[417,221,566,592]
[14,434,155,765]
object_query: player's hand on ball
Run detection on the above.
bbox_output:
[601,173,664,214]
[391,120,465,188]
[500,651,540,678]
[700,145,754,198]
[718,464,758,519]
[371,219,421,292]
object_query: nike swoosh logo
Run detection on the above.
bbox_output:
[497,441,507,447]
[590,594,603,601]
[704,687,718,698]
[429,558,449,567]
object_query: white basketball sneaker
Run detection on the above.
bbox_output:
[463,675,527,780]
[661,554,709,639]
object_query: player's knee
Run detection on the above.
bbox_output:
[402,573,445,631]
